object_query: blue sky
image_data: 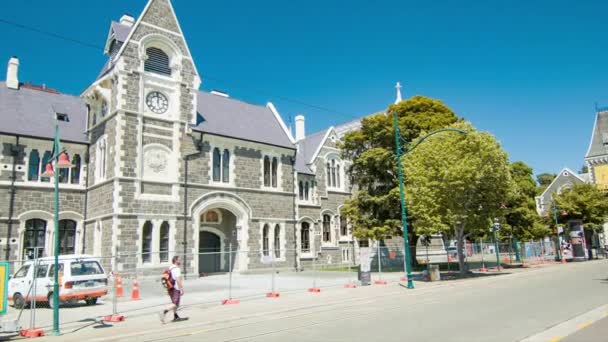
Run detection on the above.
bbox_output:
[1,0,607,176]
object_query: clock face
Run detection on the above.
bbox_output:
[146,91,169,114]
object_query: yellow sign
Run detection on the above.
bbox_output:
[0,263,8,315]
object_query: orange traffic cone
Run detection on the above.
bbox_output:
[131,277,140,300]
[116,275,124,298]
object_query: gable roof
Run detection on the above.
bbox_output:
[585,109,608,159]
[112,0,200,82]
[193,91,295,149]
[539,167,587,199]
[294,129,329,174]
[0,82,88,143]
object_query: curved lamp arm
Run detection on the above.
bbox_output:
[402,128,467,155]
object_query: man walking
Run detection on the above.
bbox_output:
[159,255,187,323]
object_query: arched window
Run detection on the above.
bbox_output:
[41,151,52,182]
[28,149,40,181]
[58,219,76,255]
[322,215,331,243]
[340,216,348,236]
[301,222,310,253]
[95,138,107,183]
[271,157,278,188]
[142,221,153,263]
[274,224,281,258]
[212,148,221,182]
[262,224,270,256]
[331,160,337,188]
[327,158,342,189]
[159,221,170,263]
[304,182,309,201]
[58,152,69,184]
[70,154,81,184]
[298,181,304,200]
[144,47,171,76]
[337,164,341,188]
[24,219,46,259]
[222,149,230,183]
[264,156,270,187]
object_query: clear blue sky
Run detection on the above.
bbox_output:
[1,0,607,176]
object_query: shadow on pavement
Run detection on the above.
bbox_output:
[412,271,510,282]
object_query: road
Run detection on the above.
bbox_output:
[28,259,607,342]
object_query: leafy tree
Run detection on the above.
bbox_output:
[341,95,459,240]
[536,173,556,195]
[504,162,550,240]
[580,165,589,174]
[554,184,608,231]
[402,121,511,275]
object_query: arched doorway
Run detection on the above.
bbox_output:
[199,231,221,274]
[190,192,252,273]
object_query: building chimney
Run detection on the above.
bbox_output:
[6,57,19,90]
[295,115,305,141]
[120,13,135,27]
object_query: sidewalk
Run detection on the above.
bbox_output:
[27,262,567,341]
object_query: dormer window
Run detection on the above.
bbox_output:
[144,47,171,76]
[108,39,122,60]
[56,113,69,122]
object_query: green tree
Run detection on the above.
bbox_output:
[341,95,459,240]
[554,184,608,230]
[504,162,550,240]
[536,173,556,195]
[402,122,511,275]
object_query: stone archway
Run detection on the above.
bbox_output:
[191,192,252,273]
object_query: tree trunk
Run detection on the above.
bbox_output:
[455,224,467,276]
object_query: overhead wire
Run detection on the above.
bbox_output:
[0,17,362,122]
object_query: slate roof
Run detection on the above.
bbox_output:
[193,91,295,149]
[294,129,329,174]
[0,82,88,143]
[96,22,133,81]
[110,21,132,42]
[585,109,608,159]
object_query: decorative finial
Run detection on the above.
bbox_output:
[395,82,402,104]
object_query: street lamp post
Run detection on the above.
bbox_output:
[492,218,501,271]
[392,107,466,289]
[41,117,73,336]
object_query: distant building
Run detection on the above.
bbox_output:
[535,168,589,217]
[585,107,608,248]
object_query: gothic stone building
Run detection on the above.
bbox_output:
[0,0,361,276]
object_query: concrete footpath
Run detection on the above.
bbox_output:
[17,260,605,342]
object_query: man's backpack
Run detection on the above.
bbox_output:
[161,267,175,289]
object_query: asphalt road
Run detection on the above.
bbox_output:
[25,260,608,342]
[163,261,608,342]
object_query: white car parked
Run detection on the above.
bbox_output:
[8,255,108,309]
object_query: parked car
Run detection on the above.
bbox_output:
[416,235,448,264]
[446,246,458,258]
[8,255,108,309]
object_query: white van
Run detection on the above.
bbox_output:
[8,255,108,309]
[416,234,448,264]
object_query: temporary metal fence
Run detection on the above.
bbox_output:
[0,239,599,335]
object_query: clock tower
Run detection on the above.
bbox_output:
[82,0,200,272]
